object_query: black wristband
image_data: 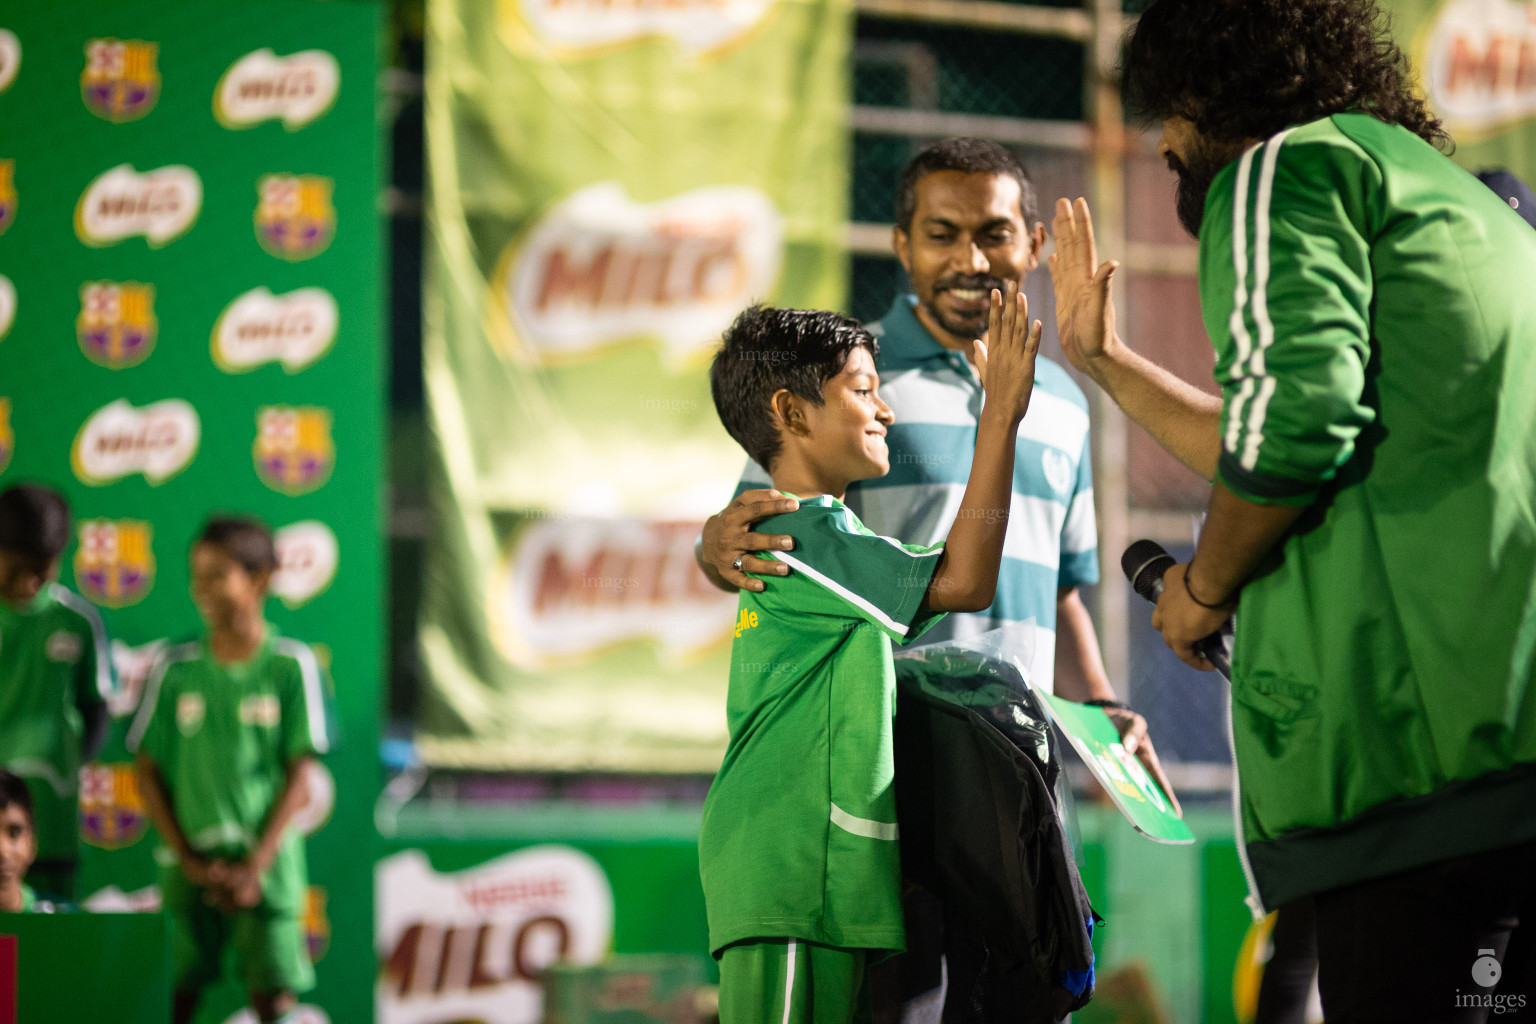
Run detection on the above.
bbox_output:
[1182,567,1231,609]
[1083,698,1130,712]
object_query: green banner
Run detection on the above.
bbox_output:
[419,0,852,770]
[1390,0,1536,179]
[0,2,382,1021]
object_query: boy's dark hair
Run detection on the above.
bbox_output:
[895,138,1039,231]
[197,515,278,576]
[0,769,34,825]
[0,484,72,560]
[710,306,879,472]
[1121,0,1450,151]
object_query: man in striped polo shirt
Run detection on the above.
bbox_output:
[700,139,1163,758]
[1052,0,1536,1018]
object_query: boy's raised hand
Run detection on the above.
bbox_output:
[975,280,1041,423]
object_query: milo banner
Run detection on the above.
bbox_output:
[0,2,382,1022]
[1390,0,1536,178]
[419,0,852,769]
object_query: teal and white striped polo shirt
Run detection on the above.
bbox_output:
[733,294,1098,692]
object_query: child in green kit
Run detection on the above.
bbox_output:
[0,483,114,902]
[129,516,330,1024]
[700,287,1041,1024]
[0,768,65,913]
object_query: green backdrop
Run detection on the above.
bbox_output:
[0,2,382,1021]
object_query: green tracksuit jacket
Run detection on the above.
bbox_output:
[1199,113,1536,907]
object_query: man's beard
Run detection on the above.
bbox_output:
[920,273,1007,341]
[1168,137,1248,238]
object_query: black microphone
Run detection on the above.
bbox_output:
[1121,539,1233,680]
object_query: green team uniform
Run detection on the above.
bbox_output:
[1198,113,1536,906]
[127,630,330,994]
[699,493,945,1019]
[7,883,64,913]
[0,582,113,893]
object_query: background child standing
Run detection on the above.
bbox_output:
[0,483,114,901]
[129,516,331,1024]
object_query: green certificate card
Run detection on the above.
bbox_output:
[1042,693,1196,845]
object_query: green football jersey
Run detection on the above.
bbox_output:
[699,494,945,956]
[127,629,329,911]
[0,583,113,865]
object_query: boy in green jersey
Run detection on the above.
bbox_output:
[701,288,1042,1024]
[0,769,63,913]
[0,483,113,901]
[129,516,331,1024]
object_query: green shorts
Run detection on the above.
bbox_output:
[717,940,872,1024]
[160,851,315,996]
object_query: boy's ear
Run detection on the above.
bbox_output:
[770,389,808,436]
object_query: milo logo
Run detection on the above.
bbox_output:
[1420,0,1536,134]
[212,286,337,373]
[215,48,340,130]
[75,164,202,248]
[71,398,201,486]
[272,520,339,607]
[504,0,776,57]
[497,182,782,364]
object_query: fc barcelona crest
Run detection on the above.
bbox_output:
[78,762,149,850]
[255,174,335,260]
[304,886,331,963]
[0,398,12,476]
[78,282,157,369]
[0,159,16,236]
[82,39,160,123]
[74,519,155,608]
[254,406,334,495]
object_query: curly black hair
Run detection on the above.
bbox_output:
[1122,0,1450,151]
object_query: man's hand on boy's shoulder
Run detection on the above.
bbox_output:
[699,489,799,594]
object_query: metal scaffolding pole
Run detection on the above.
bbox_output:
[1088,0,1132,689]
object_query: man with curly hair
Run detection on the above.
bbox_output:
[1051,0,1536,1020]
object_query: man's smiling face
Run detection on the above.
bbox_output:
[895,170,1041,347]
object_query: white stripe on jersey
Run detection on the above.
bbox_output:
[126,642,200,752]
[50,584,113,700]
[830,802,900,840]
[877,368,977,428]
[1239,129,1296,471]
[1001,495,1068,571]
[1062,488,1097,555]
[1015,388,1091,459]
[276,638,331,755]
[772,551,909,637]
[781,941,798,1024]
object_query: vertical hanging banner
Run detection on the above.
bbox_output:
[1391,0,1536,180]
[418,0,852,770]
[0,2,382,1023]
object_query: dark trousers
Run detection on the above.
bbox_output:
[1312,840,1536,1023]
[1256,899,1318,1024]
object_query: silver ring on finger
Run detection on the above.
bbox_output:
[732,555,745,573]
